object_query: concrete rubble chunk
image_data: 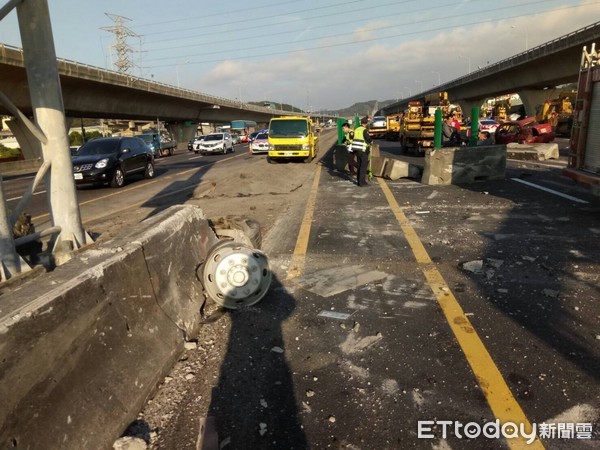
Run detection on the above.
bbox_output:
[460,260,484,274]
[259,423,268,436]
[271,346,284,353]
[486,258,504,269]
[184,341,198,350]
[543,289,560,298]
[113,437,148,450]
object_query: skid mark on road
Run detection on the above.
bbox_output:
[377,177,545,450]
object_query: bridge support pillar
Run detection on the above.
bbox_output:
[518,88,561,118]
[456,99,486,120]
[167,122,198,149]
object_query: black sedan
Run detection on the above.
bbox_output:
[72,137,154,188]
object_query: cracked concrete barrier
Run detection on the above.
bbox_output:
[0,205,220,450]
[421,145,507,186]
[507,142,560,161]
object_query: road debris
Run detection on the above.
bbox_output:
[318,310,352,320]
[259,423,267,436]
[112,437,147,450]
[542,289,560,298]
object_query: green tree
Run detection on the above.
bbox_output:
[69,131,82,146]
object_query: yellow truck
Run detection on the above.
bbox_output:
[267,116,319,163]
[385,115,401,140]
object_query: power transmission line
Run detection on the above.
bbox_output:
[148,1,600,67]
[132,0,305,29]
[140,0,366,41]
[144,0,410,49]
[143,0,560,63]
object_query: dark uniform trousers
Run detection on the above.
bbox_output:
[355,150,369,186]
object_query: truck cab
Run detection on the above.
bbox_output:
[267,116,319,163]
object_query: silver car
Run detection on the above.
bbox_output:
[195,133,234,155]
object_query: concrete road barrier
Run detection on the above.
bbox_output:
[507,142,560,161]
[0,158,41,175]
[370,156,422,180]
[0,205,221,449]
[421,145,507,186]
[383,159,422,180]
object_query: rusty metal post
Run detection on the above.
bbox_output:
[16,0,89,251]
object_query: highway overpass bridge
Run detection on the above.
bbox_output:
[0,43,311,145]
[380,21,600,118]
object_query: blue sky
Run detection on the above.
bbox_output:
[1,0,599,110]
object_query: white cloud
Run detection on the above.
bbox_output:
[195,1,599,110]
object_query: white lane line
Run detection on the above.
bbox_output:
[511,178,589,204]
[7,190,46,202]
[188,155,203,160]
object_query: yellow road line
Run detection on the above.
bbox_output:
[377,178,544,450]
[286,164,322,281]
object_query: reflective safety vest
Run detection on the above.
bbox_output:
[344,131,353,151]
[351,126,368,152]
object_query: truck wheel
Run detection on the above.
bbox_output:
[303,155,313,163]
[110,167,125,188]
[169,148,174,156]
[144,161,155,179]
[267,157,277,164]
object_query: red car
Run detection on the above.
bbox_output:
[495,117,555,144]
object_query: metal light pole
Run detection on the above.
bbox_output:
[415,80,423,93]
[431,70,441,86]
[16,0,88,253]
[459,55,471,74]
[176,60,189,88]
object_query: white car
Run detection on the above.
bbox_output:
[189,135,205,151]
[195,133,234,155]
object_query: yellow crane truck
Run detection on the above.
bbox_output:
[399,92,455,154]
[267,116,319,163]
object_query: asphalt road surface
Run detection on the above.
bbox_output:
[110,135,600,450]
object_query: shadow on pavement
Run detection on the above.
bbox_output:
[207,275,307,449]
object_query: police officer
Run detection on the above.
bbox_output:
[350,117,373,186]
[342,122,357,176]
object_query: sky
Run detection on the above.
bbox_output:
[1,0,599,111]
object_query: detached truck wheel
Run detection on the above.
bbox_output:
[202,242,271,309]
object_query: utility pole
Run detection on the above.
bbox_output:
[101,13,139,74]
